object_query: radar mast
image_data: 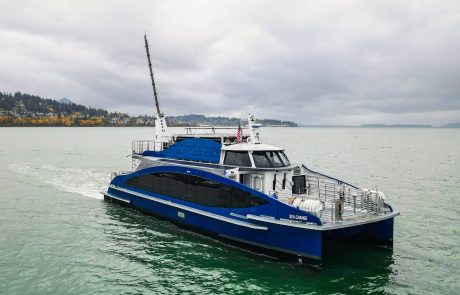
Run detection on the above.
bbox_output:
[144,34,170,143]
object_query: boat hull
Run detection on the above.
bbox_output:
[323,217,394,245]
[104,187,323,261]
[104,185,395,262]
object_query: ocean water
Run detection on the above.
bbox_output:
[0,127,459,294]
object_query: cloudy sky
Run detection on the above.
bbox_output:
[1,0,459,125]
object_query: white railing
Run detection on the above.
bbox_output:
[130,140,170,171]
[132,140,166,155]
[184,126,248,135]
[272,172,389,224]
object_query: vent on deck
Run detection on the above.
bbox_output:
[293,167,301,176]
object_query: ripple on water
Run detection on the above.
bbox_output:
[8,162,109,199]
[1,127,460,294]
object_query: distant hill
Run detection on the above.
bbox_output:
[59,97,74,105]
[441,122,460,128]
[360,124,433,128]
[0,91,297,127]
[300,123,458,128]
[0,91,108,117]
[168,114,297,127]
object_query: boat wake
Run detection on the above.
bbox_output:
[8,163,109,199]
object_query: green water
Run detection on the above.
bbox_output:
[1,127,459,294]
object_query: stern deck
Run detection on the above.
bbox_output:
[274,165,395,226]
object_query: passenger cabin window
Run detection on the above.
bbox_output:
[125,172,268,208]
[252,151,290,168]
[224,151,252,167]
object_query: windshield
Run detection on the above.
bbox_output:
[252,151,290,168]
[224,151,252,167]
[279,151,291,166]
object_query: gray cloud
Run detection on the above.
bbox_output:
[0,0,459,125]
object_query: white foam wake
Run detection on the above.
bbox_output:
[8,163,110,199]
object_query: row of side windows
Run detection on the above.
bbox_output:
[125,172,268,208]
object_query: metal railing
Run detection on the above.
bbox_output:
[272,171,389,224]
[131,140,171,171]
[273,176,293,192]
[184,126,248,135]
[132,140,166,155]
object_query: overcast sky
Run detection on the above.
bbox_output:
[1,0,459,125]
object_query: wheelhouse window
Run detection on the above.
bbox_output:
[252,151,290,168]
[279,151,291,166]
[125,172,267,208]
[224,151,252,167]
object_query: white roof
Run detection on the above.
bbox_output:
[221,143,283,151]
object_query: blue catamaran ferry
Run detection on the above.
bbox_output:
[103,36,399,262]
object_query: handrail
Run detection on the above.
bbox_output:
[185,126,249,135]
[274,177,292,192]
[132,140,166,155]
[271,169,389,224]
[301,164,360,190]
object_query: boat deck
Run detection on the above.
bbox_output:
[127,139,394,227]
[274,166,392,225]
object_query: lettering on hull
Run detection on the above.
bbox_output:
[289,214,308,221]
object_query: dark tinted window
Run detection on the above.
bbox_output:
[231,189,250,208]
[253,151,289,168]
[224,151,252,167]
[125,172,267,208]
[279,151,291,166]
[250,194,268,207]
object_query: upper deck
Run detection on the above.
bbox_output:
[133,136,292,170]
[133,122,290,168]
[222,142,283,151]
[175,126,250,143]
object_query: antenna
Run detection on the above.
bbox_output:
[246,114,260,144]
[144,34,162,116]
[143,34,170,143]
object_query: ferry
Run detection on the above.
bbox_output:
[103,36,399,262]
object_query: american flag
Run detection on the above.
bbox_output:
[236,122,242,142]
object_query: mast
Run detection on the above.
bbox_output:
[144,34,170,143]
[144,34,162,116]
[247,114,260,144]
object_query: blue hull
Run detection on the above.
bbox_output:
[105,165,396,261]
[324,217,394,245]
[105,186,395,262]
[105,187,323,261]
